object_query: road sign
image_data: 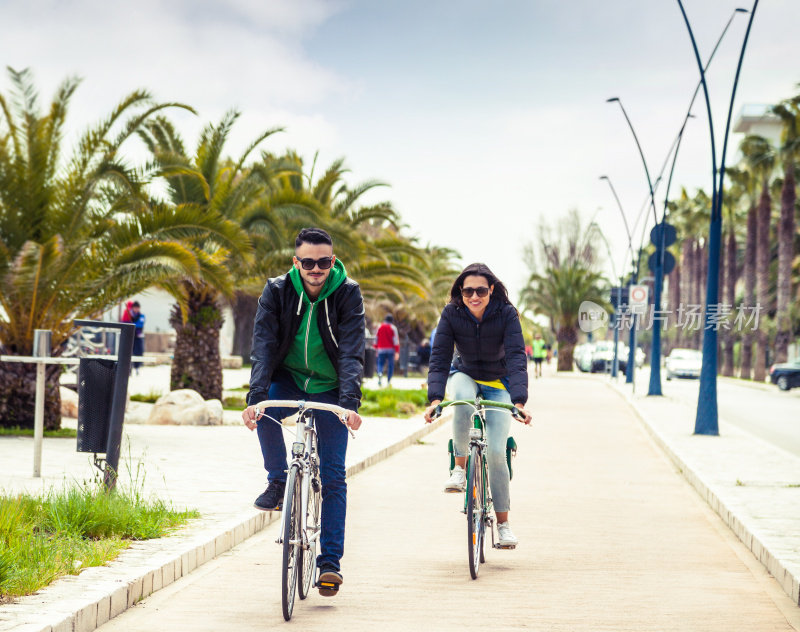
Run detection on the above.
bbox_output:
[609,286,629,309]
[648,250,676,275]
[629,284,649,310]
[650,222,677,248]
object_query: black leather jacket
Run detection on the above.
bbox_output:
[427,299,528,405]
[246,273,365,411]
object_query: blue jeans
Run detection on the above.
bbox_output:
[256,375,349,571]
[376,349,395,383]
[447,371,512,512]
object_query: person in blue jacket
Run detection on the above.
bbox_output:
[424,263,531,547]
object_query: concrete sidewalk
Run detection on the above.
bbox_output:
[95,374,799,631]
[605,373,800,608]
[0,371,443,632]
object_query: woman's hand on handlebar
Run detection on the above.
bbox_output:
[512,403,532,425]
[424,400,442,424]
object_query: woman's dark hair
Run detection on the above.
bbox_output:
[449,263,511,307]
[296,227,333,248]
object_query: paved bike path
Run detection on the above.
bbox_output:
[96,376,799,631]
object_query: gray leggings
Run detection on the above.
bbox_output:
[448,371,512,512]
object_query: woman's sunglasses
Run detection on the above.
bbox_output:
[461,287,490,298]
[297,257,334,270]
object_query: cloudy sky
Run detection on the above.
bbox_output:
[2,0,797,301]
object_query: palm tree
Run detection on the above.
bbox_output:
[720,169,749,376]
[138,112,279,398]
[0,68,242,428]
[741,134,776,382]
[519,210,607,371]
[772,98,800,363]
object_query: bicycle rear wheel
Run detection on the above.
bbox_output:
[281,465,302,621]
[299,444,321,599]
[466,444,485,579]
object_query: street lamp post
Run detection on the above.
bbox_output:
[649,7,749,398]
[675,0,759,435]
[589,221,624,378]
[606,97,659,385]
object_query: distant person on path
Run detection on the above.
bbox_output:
[122,301,146,372]
[374,314,399,386]
[241,227,364,596]
[531,332,547,378]
[423,263,532,548]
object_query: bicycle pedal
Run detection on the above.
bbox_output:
[494,543,517,550]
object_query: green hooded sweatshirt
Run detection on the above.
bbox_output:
[281,259,347,393]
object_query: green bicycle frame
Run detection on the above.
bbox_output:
[437,398,518,513]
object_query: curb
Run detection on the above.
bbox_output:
[0,415,448,632]
[605,381,800,607]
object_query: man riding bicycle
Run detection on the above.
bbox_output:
[242,227,365,596]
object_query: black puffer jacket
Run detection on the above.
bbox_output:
[427,299,528,405]
[246,273,365,411]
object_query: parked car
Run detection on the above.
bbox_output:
[665,348,702,380]
[574,342,595,372]
[769,360,800,391]
[590,341,627,373]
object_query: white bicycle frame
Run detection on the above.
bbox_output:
[253,399,353,549]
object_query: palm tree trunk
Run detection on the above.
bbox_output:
[170,284,224,400]
[556,325,577,371]
[754,182,772,382]
[722,227,738,377]
[774,162,795,364]
[740,203,757,379]
[668,262,681,350]
[0,358,62,430]
[231,291,258,363]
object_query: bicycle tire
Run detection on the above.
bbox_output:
[467,444,485,579]
[299,437,321,599]
[281,465,302,621]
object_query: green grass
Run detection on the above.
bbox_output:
[359,387,428,418]
[0,426,76,438]
[0,471,198,599]
[129,389,164,404]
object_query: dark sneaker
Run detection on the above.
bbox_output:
[253,481,285,511]
[317,567,343,597]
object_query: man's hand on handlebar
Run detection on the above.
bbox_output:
[513,403,533,425]
[242,404,260,431]
[344,410,362,431]
[424,400,442,424]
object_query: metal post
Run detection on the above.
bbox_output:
[612,284,621,378]
[106,323,134,490]
[32,329,51,478]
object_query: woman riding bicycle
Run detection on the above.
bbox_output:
[424,263,532,547]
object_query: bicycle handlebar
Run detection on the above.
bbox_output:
[252,399,356,437]
[431,399,524,422]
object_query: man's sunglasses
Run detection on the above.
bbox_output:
[297,256,334,270]
[461,287,490,298]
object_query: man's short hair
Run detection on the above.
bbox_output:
[296,228,333,248]
[132,301,141,308]
[384,314,394,323]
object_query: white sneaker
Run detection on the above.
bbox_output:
[444,466,466,493]
[497,521,518,548]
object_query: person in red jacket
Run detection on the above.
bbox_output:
[374,314,399,386]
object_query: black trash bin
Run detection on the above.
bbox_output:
[364,346,376,378]
[76,357,116,453]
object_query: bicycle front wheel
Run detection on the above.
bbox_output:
[281,465,302,621]
[466,444,485,579]
[299,443,321,599]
